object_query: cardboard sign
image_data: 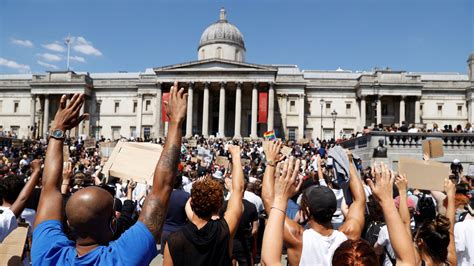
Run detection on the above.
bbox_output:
[197,147,213,161]
[241,159,251,166]
[398,157,449,191]
[188,139,197,147]
[422,139,444,158]
[281,146,293,157]
[99,142,116,158]
[63,145,70,162]
[0,225,28,265]
[102,142,163,184]
[83,138,96,149]
[215,156,230,168]
[190,157,199,163]
[297,138,310,145]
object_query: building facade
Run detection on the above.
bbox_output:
[1,8,474,140]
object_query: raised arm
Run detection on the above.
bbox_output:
[224,145,244,238]
[367,163,416,265]
[338,152,366,240]
[261,140,283,213]
[10,159,41,217]
[34,94,87,229]
[444,178,457,266]
[138,81,187,241]
[394,174,412,238]
[262,158,302,266]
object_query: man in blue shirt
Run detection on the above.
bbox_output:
[31,82,188,265]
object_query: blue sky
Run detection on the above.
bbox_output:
[0,0,472,74]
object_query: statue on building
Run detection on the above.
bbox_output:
[373,138,388,158]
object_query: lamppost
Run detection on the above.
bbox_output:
[320,99,324,139]
[331,110,338,140]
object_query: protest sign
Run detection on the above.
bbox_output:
[281,146,293,157]
[215,156,230,168]
[241,159,251,166]
[0,225,28,265]
[102,142,163,184]
[297,138,310,145]
[83,138,96,149]
[188,139,197,147]
[197,147,213,161]
[99,142,116,158]
[398,156,449,191]
[422,139,444,158]
[63,145,70,162]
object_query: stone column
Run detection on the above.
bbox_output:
[136,93,143,138]
[78,102,85,136]
[298,94,305,139]
[155,83,162,137]
[267,83,275,131]
[360,96,366,129]
[30,95,36,138]
[234,82,242,138]
[376,96,382,125]
[415,97,421,124]
[43,95,49,138]
[281,95,287,137]
[186,82,194,138]
[399,96,406,125]
[202,82,210,137]
[251,83,258,138]
[218,82,226,137]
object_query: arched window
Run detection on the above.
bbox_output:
[201,49,205,59]
[235,49,240,61]
[216,47,222,58]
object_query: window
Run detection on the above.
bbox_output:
[304,128,313,139]
[133,101,137,113]
[437,105,443,116]
[11,126,19,135]
[289,101,296,112]
[143,127,151,139]
[92,126,102,139]
[457,105,463,116]
[216,47,222,58]
[145,100,151,112]
[346,103,351,115]
[325,103,331,114]
[288,127,296,141]
[130,126,137,138]
[114,102,120,113]
[201,49,205,59]
[96,102,101,113]
[111,126,121,140]
[235,49,240,61]
[0,100,3,112]
[14,102,19,113]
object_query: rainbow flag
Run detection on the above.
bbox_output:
[263,130,276,141]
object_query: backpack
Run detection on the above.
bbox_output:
[414,193,436,225]
[365,221,384,246]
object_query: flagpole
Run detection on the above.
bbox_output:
[65,34,71,71]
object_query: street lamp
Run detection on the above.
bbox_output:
[331,110,338,140]
[320,99,324,139]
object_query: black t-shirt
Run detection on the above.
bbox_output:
[163,189,190,232]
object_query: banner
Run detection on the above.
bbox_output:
[161,92,170,122]
[263,130,276,141]
[258,92,268,123]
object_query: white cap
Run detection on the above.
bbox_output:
[453,159,460,164]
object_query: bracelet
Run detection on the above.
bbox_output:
[271,206,286,215]
[61,183,69,186]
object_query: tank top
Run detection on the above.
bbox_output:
[299,228,348,266]
[168,218,232,266]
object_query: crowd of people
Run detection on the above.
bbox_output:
[0,84,473,265]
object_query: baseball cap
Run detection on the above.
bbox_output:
[303,185,337,221]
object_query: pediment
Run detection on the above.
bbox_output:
[154,59,276,73]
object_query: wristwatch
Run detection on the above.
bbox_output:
[50,129,65,140]
[267,160,276,167]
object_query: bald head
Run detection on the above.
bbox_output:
[66,186,114,240]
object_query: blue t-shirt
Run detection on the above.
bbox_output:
[32,220,158,266]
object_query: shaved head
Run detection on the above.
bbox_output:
[65,186,114,242]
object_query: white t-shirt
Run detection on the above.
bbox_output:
[376,225,396,266]
[299,229,348,266]
[454,218,474,266]
[0,206,35,235]
[0,208,18,242]
[244,191,264,213]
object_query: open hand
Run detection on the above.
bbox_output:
[395,173,408,192]
[264,140,285,165]
[62,161,73,181]
[274,157,303,201]
[444,178,455,199]
[367,162,394,203]
[164,81,188,124]
[52,94,88,131]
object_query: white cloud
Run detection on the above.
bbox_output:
[42,42,66,52]
[37,60,59,70]
[70,55,86,63]
[72,36,102,56]
[0,57,31,73]
[37,53,62,62]
[11,38,34,48]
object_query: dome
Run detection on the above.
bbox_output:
[198,8,245,51]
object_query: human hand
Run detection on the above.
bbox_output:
[62,161,73,181]
[227,145,241,157]
[367,162,395,203]
[52,94,88,131]
[395,173,408,192]
[423,152,430,161]
[264,140,285,165]
[164,81,188,124]
[30,159,42,173]
[274,157,303,202]
[444,178,455,199]
[128,181,137,192]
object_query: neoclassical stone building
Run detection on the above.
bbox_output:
[1,8,473,140]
